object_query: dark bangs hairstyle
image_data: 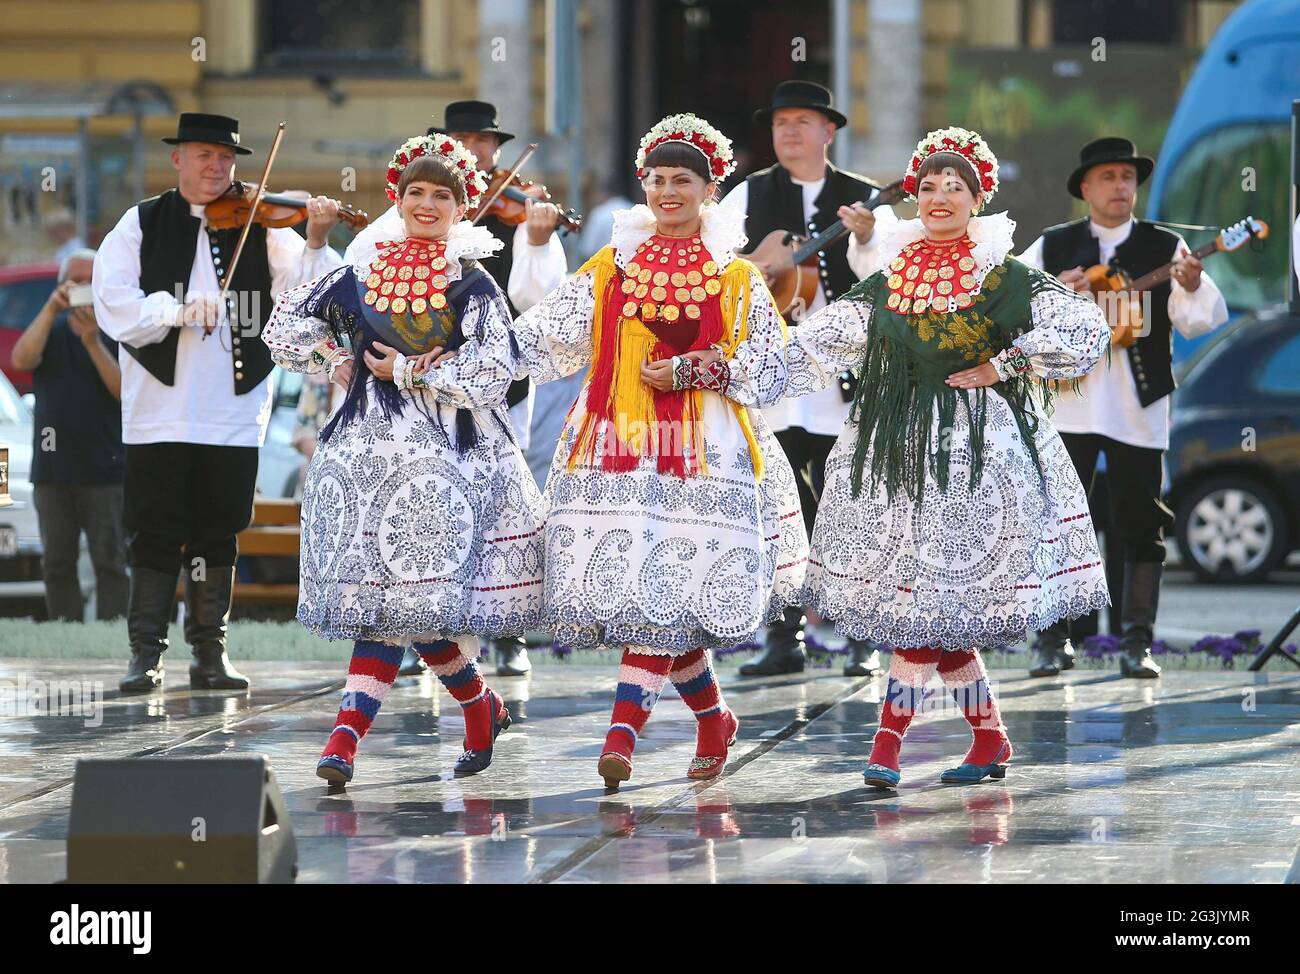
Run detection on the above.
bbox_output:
[398,155,466,204]
[916,151,981,197]
[643,141,713,183]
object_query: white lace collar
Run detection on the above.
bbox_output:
[348,217,503,283]
[875,211,1018,290]
[609,201,747,270]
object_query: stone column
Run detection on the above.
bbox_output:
[858,0,923,179]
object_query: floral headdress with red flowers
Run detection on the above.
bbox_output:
[902,127,1000,202]
[635,113,736,183]
[384,134,489,203]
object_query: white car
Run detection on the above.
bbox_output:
[0,371,53,613]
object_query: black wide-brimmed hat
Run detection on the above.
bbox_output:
[1067,136,1154,199]
[161,112,252,154]
[753,80,847,130]
[428,100,514,144]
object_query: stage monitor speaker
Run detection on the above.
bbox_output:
[67,755,297,883]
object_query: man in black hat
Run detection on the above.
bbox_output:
[92,112,344,693]
[718,80,897,678]
[345,99,568,678]
[1021,136,1228,679]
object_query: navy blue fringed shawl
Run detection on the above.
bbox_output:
[294,258,515,454]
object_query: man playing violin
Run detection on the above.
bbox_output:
[346,100,568,678]
[717,80,898,679]
[92,112,344,694]
[1020,137,1228,680]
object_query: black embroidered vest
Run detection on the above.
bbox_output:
[135,188,275,395]
[1041,217,1181,407]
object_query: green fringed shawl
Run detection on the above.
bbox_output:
[843,257,1069,503]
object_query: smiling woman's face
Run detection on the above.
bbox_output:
[642,166,714,234]
[917,165,982,240]
[400,181,465,239]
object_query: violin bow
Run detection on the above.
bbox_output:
[470,142,538,226]
[210,121,286,339]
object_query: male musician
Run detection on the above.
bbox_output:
[1022,137,1228,679]
[718,80,898,678]
[346,100,568,677]
[93,112,344,693]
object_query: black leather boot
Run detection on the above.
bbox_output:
[185,567,250,690]
[1029,619,1076,678]
[843,639,883,676]
[493,634,532,676]
[399,644,428,676]
[739,607,807,676]
[120,566,178,694]
[1117,561,1162,679]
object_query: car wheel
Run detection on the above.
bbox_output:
[1174,475,1288,583]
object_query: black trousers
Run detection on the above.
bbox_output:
[774,427,837,537]
[1059,432,1174,565]
[124,443,259,574]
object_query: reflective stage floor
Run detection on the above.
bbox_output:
[2,660,1298,883]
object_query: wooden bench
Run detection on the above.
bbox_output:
[174,498,302,605]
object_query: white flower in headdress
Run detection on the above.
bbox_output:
[903,127,1000,202]
[385,135,488,203]
[636,113,736,182]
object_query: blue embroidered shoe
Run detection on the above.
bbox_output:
[863,763,901,789]
[454,691,512,776]
[940,742,1011,785]
[454,747,493,775]
[316,754,354,785]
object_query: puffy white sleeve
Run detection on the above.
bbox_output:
[509,271,596,385]
[262,266,353,376]
[91,207,184,346]
[993,270,1108,381]
[408,290,516,410]
[781,286,876,398]
[266,228,344,298]
[1167,238,1229,340]
[716,265,790,407]
[506,223,569,312]
[847,199,901,279]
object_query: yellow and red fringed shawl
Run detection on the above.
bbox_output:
[567,242,774,481]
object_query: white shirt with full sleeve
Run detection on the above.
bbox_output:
[717,175,898,437]
[1020,218,1229,450]
[92,200,342,447]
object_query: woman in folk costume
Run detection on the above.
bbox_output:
[780,128,1111,787]
[262,136,545,783]
[511,115,807,788]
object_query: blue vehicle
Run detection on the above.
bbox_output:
[1155,0,1300,582]
[1147,0,1299,353]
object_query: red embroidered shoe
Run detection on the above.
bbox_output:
[687,709,739,780]
[598,751,633,790]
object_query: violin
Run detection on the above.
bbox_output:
[468,168,583,235]
[205,180,370,231]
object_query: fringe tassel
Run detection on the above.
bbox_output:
[566,249,772,482]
